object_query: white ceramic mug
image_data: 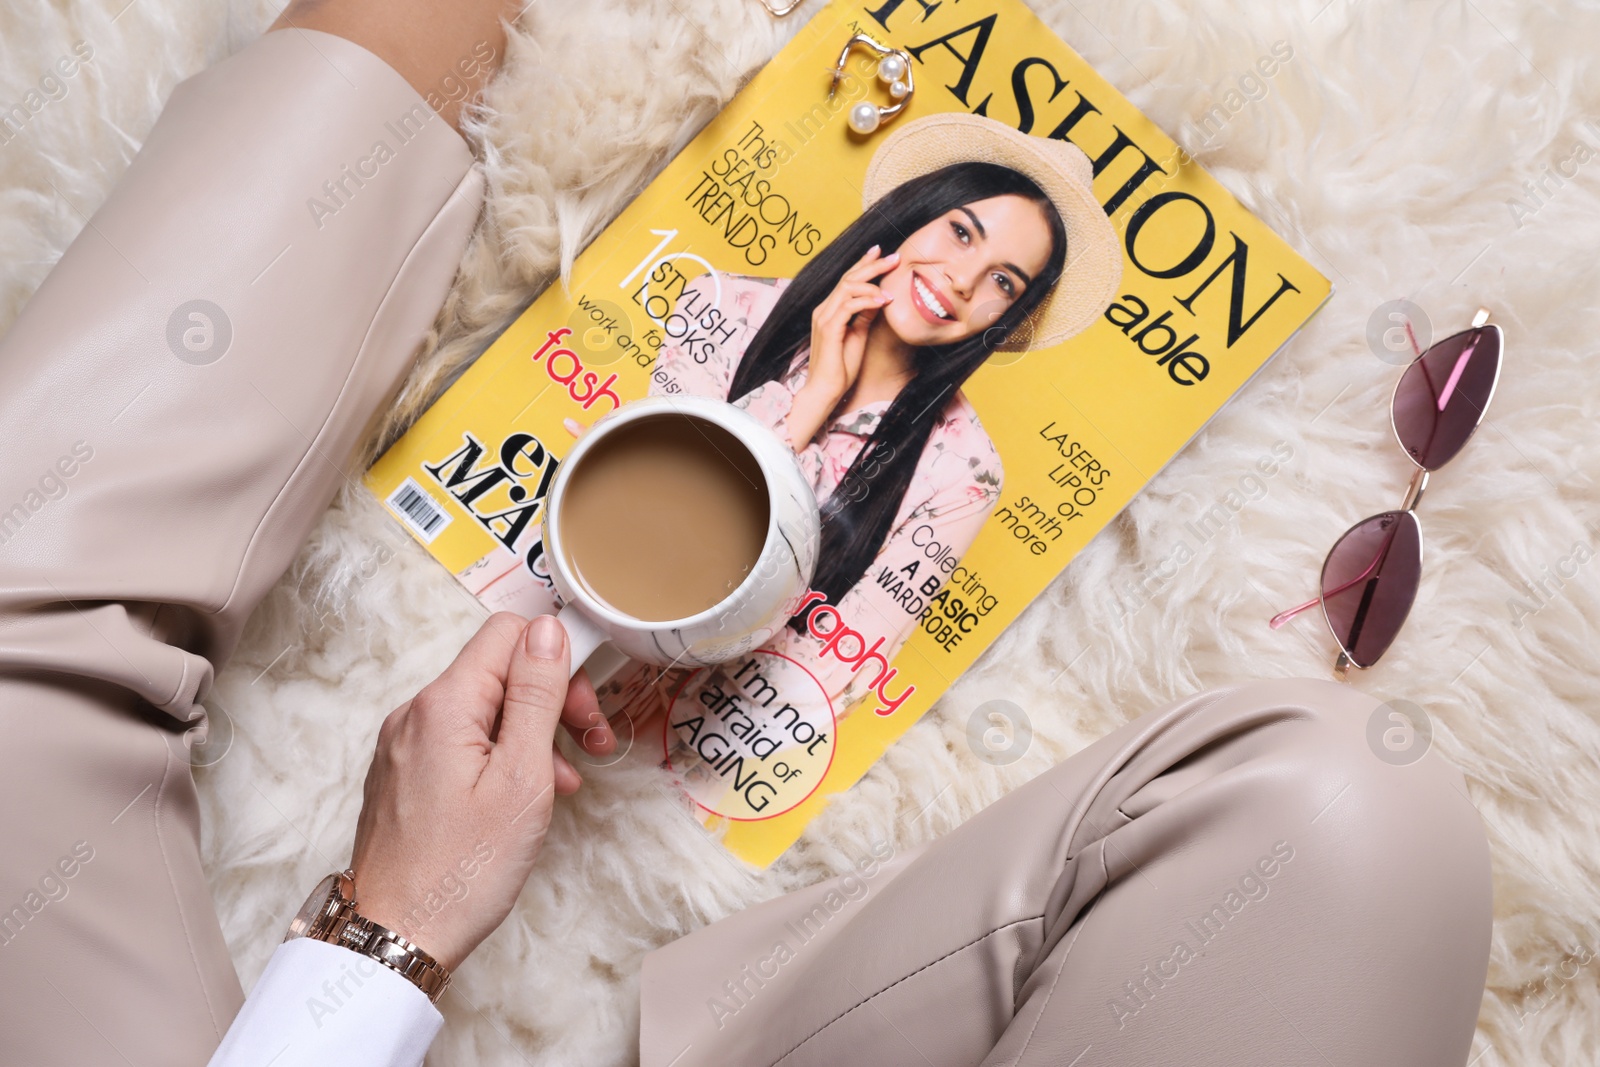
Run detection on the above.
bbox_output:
[542,396,821,679]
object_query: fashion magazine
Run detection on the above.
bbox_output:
[366,0,1332,866]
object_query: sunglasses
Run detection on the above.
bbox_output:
[1270,307,1503,675]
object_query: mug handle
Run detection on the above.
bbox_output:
[554,603,608,681]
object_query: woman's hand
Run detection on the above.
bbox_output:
[349,613,613,971]
[786,246,898,450]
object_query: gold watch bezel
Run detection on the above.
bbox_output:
[285,870,351,942]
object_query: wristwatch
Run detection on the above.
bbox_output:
[285,868,452,1003]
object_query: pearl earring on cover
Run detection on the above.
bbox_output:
[829,33,915,136]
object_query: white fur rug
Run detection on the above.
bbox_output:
[5,1,1598,1063]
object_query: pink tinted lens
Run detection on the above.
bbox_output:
[1320,510,1422,669]
[1392,325,1501,470]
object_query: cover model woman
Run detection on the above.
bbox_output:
[602,115,1124,768]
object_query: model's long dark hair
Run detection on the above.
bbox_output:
[726,162,1068,626]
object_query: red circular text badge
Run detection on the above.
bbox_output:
[662,649,837,821]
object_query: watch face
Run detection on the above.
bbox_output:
[286,873,339,941]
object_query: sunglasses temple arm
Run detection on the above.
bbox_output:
[1267,517,1405,630]
[1436,333,1481,412]
[1269,560,1382,629]
[1269,597,1321,629]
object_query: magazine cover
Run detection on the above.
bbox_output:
[366,0,1332,867]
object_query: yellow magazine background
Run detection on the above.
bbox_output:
[368,0,1331,866]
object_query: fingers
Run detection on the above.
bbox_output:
[834,289,892,327]
[490,615,571,776]
[553,748,582,796]
[828,280,892,306]
[431,615,610,798]
[842,311,874,370]
[559,668,614,756]
[814,247,897,339]
[815,283,893,335]
[426,612,530,737]
[843,244,899,283]
[843,305,878,367]
[443,613,528,683]
[810,246,896,391]
[845,294,889,322]
[420,615,613,779]
[839,282,894,309]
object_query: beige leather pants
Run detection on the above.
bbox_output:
[641,679,1493,1066]
[0,27,1492,1067]
[0,29,482,1066]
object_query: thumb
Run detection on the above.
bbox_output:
[844,319,870,372]
[491,614,570,775]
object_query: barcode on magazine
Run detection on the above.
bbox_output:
[387,478,451,543]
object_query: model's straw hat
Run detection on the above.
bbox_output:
[862,113,1123,351]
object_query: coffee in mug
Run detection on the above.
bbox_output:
[557,415,770,622]
[541,395,821,679]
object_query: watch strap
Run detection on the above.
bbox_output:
[326,913,452,1003]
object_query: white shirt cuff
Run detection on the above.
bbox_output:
[208,938,443,1067]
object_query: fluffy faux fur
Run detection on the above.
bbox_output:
[3,1,1598,1063]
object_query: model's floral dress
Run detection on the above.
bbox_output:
[598,271,1004,784]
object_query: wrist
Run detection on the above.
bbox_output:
[796,375,845,408]
[287,869,455,1001]
[788,383,839,449]
[358,889,468,973]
